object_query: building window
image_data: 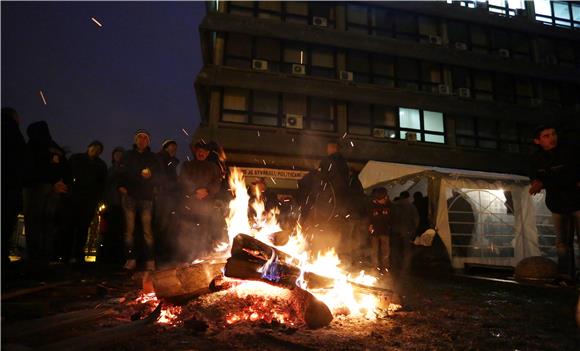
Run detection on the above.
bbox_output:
[346,51,371,83]
[396,58,420,91]
[469,25,489,54]
[370,6,394,37]
[473,72,494,102]
[222,88,249,123]
[534,0,580,28]
[309,97,336,131]
[346,3,369,34]
[254,37,282,72]
[418,16,440,43]
[399,107,445,143]
[311,47,336,78]
[515,77,535,106]
[488,0,524,17]
[420,62,444,93]
[371,54,395,87]
[228,1,336,27]
[252,91,279,126]
[394,11,418,42]
[493,74,515,104]
[224,33,252,69]
[285,1,309,24]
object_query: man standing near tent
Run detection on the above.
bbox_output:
[529,125,580,281]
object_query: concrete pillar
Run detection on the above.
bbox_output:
[336,102,348,138]
[208,88,222,128]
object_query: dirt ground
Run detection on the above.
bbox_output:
[2,263,579,351]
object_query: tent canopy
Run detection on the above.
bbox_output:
[359,160,529,190]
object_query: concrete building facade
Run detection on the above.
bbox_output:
[194,1,580,188]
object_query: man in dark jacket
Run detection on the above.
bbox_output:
[368,187,392,270]
[177,140,222,261]
[118,130,161,271]
[23,121,70,262]
[319,141,350,213]
[155,139,180,263]
[100,147,125,264]
[390,191,419,273]
[63,140,107,264]
[1,108,27,265]
[529,125,580,279]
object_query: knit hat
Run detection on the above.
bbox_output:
[161,139,177,149]
[134,129,151,143]
[192,139,210,150]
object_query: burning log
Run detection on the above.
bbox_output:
[151,261,225,300]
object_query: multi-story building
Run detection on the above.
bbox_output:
[194,0,580,189]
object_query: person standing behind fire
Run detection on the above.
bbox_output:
[390,191,419,273]
[23,121,70,262]
[368,187,392,270]
[154,139,180,264]
[100,147,125,265]
[177,140,222,261]
[63,140,107,264]
[319,141,350,211]
[529,125,580,281]
[117,130,161,271]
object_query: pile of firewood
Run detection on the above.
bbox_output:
[149,233,393,329]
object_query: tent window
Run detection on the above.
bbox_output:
[448,189,516,258]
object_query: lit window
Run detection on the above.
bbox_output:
[399,108,421,130]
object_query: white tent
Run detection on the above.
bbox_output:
[359,161,555,269]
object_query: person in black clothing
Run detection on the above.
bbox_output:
[23,121,70,262]
[1,107,27,265]
[154,139,180,263]
[177,140,222,261]
[63,140,107,264]
[319,140,350,212]
[118,130,162,271]
[413,191,430,236]
[100,147,125,265]
[368,187,392,270]
[529,125,580,279]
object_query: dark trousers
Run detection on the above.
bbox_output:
[122,195,154,261]
[154,193,178,263]
[552,210,580,277]
[23,184,61,261]
[63,197,98,263]
[99,204,125,264]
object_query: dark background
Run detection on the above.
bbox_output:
[2,1,206,163]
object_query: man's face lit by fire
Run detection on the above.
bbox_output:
[113,150,123,164]
[195,147,210,161]
[326,143,339,156]
[534,128,558,151]
[135,134,150,151]
[87,145,102,159]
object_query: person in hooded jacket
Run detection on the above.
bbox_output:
[62,140,107,264]
[23,120,70,262]
[154,139,180,263]
[117,130,162,271]
[1,107,27,265]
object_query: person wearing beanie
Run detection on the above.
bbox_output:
[154,139,180,264]
[117,129,161,271]
[176,139,222,261]
[62,140,107,264]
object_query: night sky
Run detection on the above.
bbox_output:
[2,1,205,163]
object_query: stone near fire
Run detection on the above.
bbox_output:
[515,256,558,284]
[304,295,334,329]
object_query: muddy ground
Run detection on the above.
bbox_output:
[2,263,579,350]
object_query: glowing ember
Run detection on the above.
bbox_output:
[135,292,181,326]
[39,90,47,105]
[90,17,103,27]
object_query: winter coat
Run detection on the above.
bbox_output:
[368,200,391,236]
[68,152,108,204]
[179,159,221,198]
[117,146,162,201]
[1,114,27,207]
[157,150,180,194]
[319,152,350,208]
[390,199,419,239]
[530,145,580,214]
[24,121,70,187]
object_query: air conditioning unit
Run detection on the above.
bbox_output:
[458,88,471,98]
[252,59,268,71]
[530,98,543,107]
[372,128,385,138]
[438,84,451,95]
[285,114,304,129]
[405,132,418,142]
[429,35,443,46]
[292,64,306,75]
[312,16,328,27]
[545,55,558,65]
[498,48,510,58]
[454,42,468,51]
[339,70,354,81]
